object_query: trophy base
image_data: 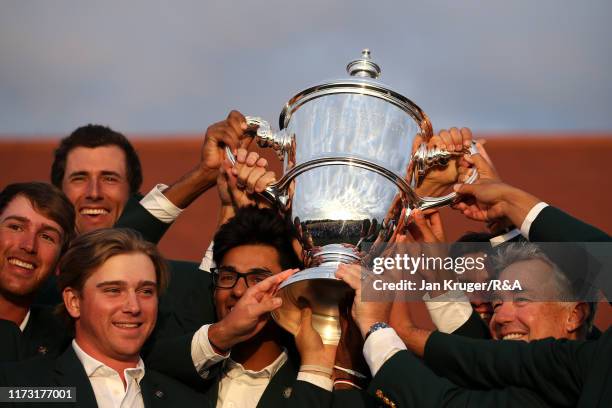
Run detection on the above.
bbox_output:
[271,264,353,345]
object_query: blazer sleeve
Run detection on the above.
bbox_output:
[369,350,550,407]
[450,310,491,339]
[529,206,611,242]
[423,331,602,407]
[144,332,211,392]
[115,194,171,245]
[332,389,377,408]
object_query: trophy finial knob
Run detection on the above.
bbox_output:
[347,48,381,79]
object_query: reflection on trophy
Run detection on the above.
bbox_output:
[227,49,478,344]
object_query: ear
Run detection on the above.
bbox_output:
[566,302,589,334]
[62,287,81,319]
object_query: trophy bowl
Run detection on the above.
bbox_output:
[227,49,477,344]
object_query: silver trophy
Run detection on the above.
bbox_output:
[227,49,477,344]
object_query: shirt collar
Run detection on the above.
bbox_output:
[225,349,288,380]
[18,309,31,332]
[72,340,145,382]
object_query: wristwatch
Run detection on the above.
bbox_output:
[365,322,390,340]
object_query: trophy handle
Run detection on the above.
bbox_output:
[245,116,291,160]
[414,141,479,212]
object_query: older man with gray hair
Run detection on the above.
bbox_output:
[489,241,597,342]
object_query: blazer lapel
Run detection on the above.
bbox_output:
[53,347,98,407]
[256,352,299,407]
[202,376,220,408]
[140,374,170,408]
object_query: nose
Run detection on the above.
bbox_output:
[123,291,142,315]
[19,230,38,254]
[491,301,514,332]
[231,277,248,298]
[86,179,103,200]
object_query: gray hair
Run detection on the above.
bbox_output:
[492,242,596,335]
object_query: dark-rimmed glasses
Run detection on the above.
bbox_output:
[211,266,273,289]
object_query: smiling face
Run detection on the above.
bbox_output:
[67,252,158,364]
[0,195,63,298]
[490,259,575,342]
[61,146,130,234]
[214,244,282,320]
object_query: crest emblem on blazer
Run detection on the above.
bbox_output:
[282,387,292,399]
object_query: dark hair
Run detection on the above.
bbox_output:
[0,182,75,253]
[449,231,495,259]
[51,124,143,193]
[213,206,302,270]
[56,228,169,327]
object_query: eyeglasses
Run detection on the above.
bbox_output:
[211,266,273,289]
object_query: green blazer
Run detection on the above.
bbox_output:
[0,345,207,407]
[422,329,612,407]
[0,320,23,362]
[115,194,173,245]
[369,347,550,407]
[529,206,610,243]
[203,350,333,408]
[0,305,71,362]
[146,331,333,408]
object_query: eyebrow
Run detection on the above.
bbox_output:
[2,216,63,237]
[67,170,123,178]
[219,266,273,274]
[96,280,157,288]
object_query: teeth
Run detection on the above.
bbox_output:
[80,208,109,215]
[479,313,491,321]
[8,258,34,270]
[114,323,140,328]
[502,333,525,341]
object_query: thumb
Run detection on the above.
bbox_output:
[299,307,314,332]
[453,182,476,197]
[465,153,496,179]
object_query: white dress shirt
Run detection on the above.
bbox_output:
[72,340,145,408]
[363,328,406,377]
[191,324,332,408]
[520,202,549,239]
[18,310,31,332]
[199,241,215,272]
[139,184,183,224]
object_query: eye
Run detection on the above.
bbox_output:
[103,287,121,295]
[252,273,272,283]
[7,223,24,232]
[40,233,57,244]
[139,288,156,296]
[514,296,531,305]
[103,175,119,183]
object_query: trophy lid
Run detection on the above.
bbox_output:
[278,49,432,138]
[346,49,381,78]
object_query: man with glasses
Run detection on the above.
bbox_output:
[147,206,336,407]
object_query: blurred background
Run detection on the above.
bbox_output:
[1,0,611,325]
